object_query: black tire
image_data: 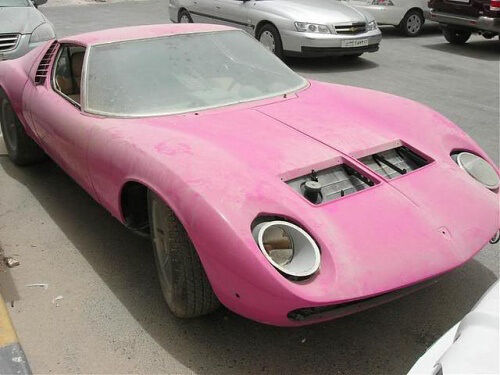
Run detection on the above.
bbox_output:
[257,23,284,59]
[442,27,471,44]
[178,9,193,23]
[0,90,46,166]
[399,9,425,37]
[148,191,220,318]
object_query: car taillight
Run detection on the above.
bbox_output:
[491,0,500,11]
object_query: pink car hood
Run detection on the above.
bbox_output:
[90,81,498,309]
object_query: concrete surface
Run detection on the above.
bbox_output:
[0,1,498,374]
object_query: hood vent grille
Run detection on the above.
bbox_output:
[35,42,58,85]
[359,146,429,179]
[286,164,375,205]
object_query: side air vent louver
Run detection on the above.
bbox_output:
[35,42,58,85]
[359,146,429,179]
[286,164,375,205]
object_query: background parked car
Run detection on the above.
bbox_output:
[408,281,499,375]
[0,0,55,61]
[169,0,382,59]
[345,0,429,36]
[426,0,499,43]
[0,0,55,149]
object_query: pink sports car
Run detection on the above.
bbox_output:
[0,24,498,326]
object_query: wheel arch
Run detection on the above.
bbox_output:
[118,177,239,305]
[177,7,189,22]
[254,20,276,38]
[0,82,31,135]
[118,177,215,242]
[406,7,425,18]
[119,180,151,236]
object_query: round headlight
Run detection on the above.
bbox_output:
[456,152,499,190]
[252,221,320,278]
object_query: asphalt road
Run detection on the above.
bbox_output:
[0,1,498,374]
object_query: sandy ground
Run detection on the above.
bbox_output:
[0,1,498,374]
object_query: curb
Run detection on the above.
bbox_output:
[0,291,31,374]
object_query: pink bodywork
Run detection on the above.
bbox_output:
[0,24,498,326]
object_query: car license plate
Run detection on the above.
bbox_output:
[341,39,368,48]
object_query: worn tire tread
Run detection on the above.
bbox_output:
[149,192,219,318]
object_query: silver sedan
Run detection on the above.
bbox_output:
[169,0,382,59]
[0,0,55,61]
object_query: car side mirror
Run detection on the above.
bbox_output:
[32,0,48,8]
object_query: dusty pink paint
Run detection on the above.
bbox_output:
[0,24,498,326]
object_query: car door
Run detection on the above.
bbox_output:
[189,0,217,22]
[24,43,96,197]
[213,0,253,33]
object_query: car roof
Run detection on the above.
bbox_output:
[59,23,237,47]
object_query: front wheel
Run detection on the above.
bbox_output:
[442,27,471,44]
[399,9,425,36]
[257,24,284,59]
[0,91,46,166]
[148,192,220,318]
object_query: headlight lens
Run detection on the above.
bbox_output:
[29,23,55,44]
[252,221,321,278]
[295,22,331,34]
[366,20,378,31]
[453,152,499,190]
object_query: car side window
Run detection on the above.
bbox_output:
[53,45,86,107]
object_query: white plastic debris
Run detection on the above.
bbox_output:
[26,283,48,290]
[4,257,20,268]
[52,295,63,306]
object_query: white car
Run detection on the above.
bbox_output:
[344,0,429,36]
[409,281,499,375]
[169,0,382,59]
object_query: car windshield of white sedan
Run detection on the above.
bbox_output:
[0,0,30,6]
[86,31,307,117]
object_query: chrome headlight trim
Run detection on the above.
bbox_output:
[252,220,321,278]
[455,152,499,190]
[366,20,378,31]
[294,22,331,34]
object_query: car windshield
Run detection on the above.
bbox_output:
[85,30,307,117]
[0,0,30,6]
